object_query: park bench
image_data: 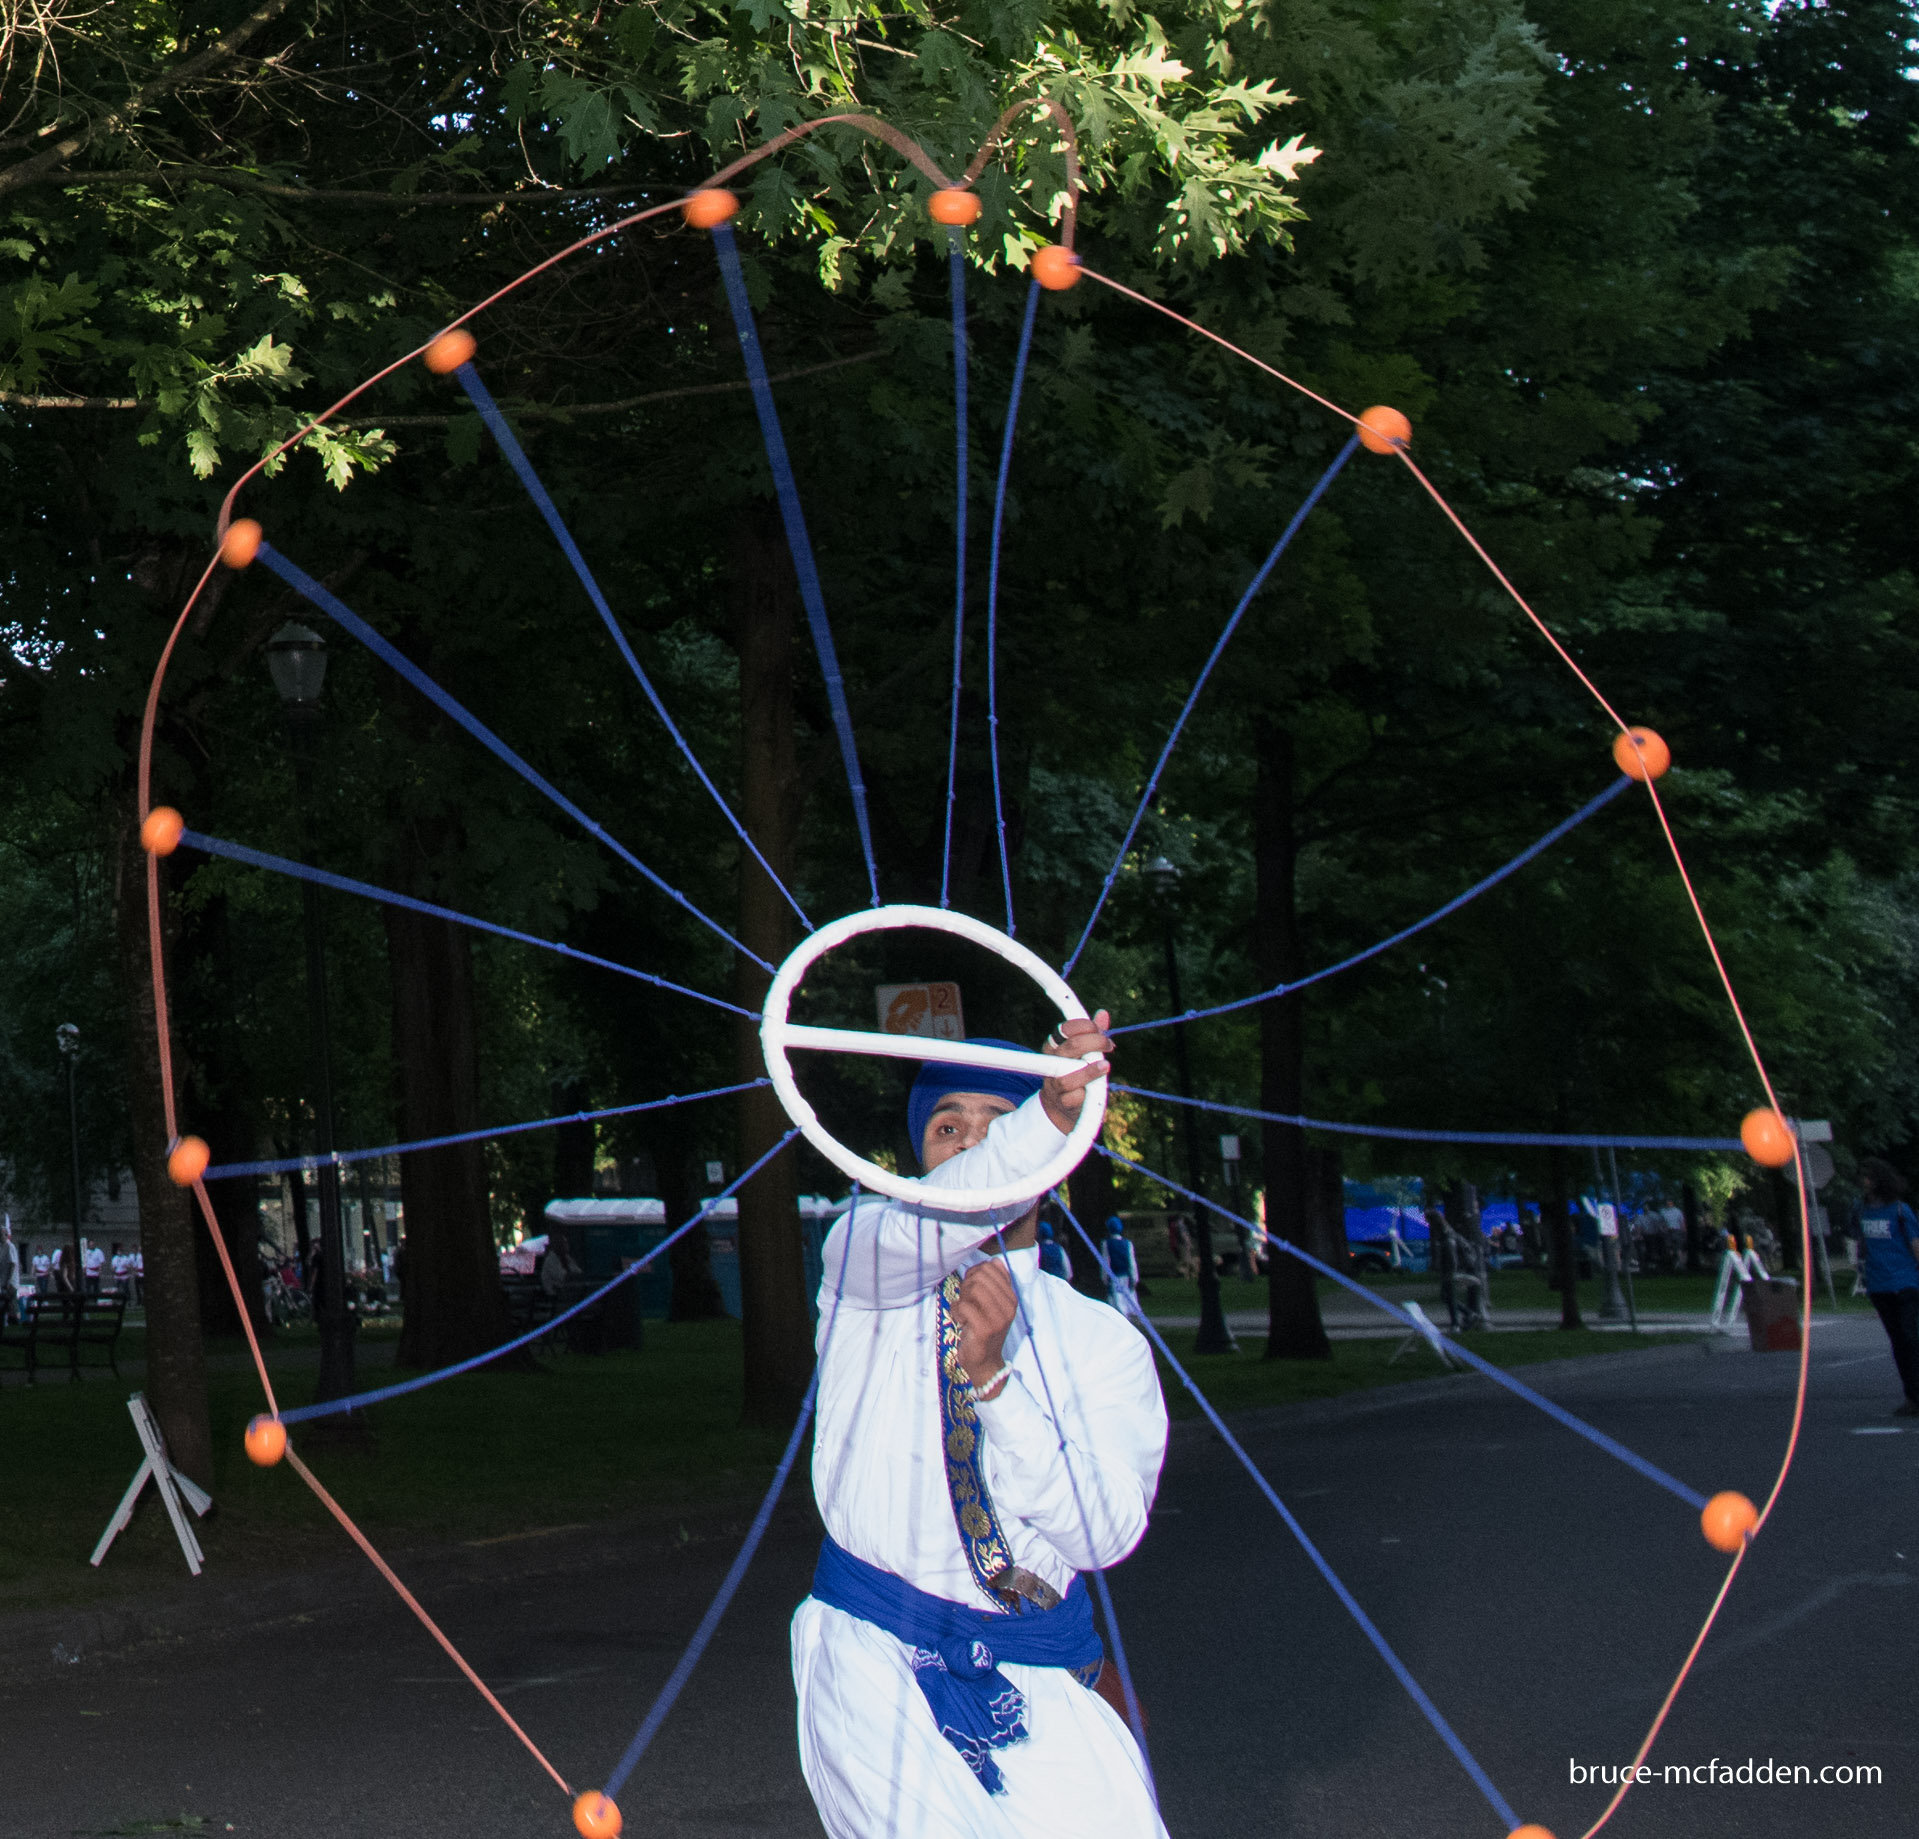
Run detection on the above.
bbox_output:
[500,1273,560,1338]
[0,1293,129,1382]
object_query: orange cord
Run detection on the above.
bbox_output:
[1080,266,1362,430]
[135,108,1822,1838]
[189,1178,278,1418]
[283,1447,574,1800]
[1073,295,1821,1834]
[132,103,1096,1816]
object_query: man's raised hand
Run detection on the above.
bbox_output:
[953,1260,1018,1390]
[1040,1009,1114,1136]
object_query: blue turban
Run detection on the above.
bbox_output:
[907,1039,1045,1167]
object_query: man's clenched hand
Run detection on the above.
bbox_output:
[1040,1009,1114,1136]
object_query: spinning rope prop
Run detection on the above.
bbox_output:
[134,99,1817,1839]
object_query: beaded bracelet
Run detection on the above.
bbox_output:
[969,1362,1014,1404]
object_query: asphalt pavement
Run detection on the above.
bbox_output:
[3,1314,1912,1839]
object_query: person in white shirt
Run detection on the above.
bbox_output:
[82,1238,106,1295]
[0,1220,19,1321]
[793,1012,1168,1839]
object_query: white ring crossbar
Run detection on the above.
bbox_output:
[760,904,1108,1210]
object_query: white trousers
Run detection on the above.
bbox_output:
[792,1597,1167,1839]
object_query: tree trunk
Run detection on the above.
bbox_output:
[286,1165,312,1267]
[114,808,212,1486]
[1681,1180,1704,1275]
[732,505,811,1427]
[553,1084,596,1199]
[1547,1146,1584,1330]
[183,889,267,1339]
[1067,1149,1119,1298]
[1255,719,1330,1360]
[384,820,506,1368]
[1428,1198,1456,1324]
[655,1127,725,1323]
[1305,1144,1346,1270]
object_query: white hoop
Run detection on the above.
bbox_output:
[759,904,1107,1211]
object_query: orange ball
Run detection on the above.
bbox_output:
[244,1415,288,1467]
[572,1791,622,1839]
[220,518,262,569]
[1740,1108,1795,1168]
[681,188,739,229]
[1030,244,1082,291]
[423,328,476,375]
[929,188,982,226]
[1357,405,1411,454]
[140,806,185,856]
[167,1135,210,1186]
[1612,726,1671,782]
[1508,1827,1558,1839]
[1700,1489,1757,1553]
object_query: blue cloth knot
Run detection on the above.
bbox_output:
[812,1536,1103,1797]
[940,1636,995,1678]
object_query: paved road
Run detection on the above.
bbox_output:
[4,1316,1912,1839]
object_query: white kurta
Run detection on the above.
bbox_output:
[793,1096,1170,1839]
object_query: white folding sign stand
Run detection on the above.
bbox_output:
[90,1391,213,1577]
[1707,1245,1768,1334]
[1389,1300,1465,1369]
[761,905,1107,1212]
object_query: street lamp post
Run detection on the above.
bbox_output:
[55,1023,84,1295]
[269,620,356,1403]
[1145,857,1235,1355]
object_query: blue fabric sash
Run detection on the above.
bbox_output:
[812,1535,1103,1795]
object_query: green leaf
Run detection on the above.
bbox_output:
[538,73,622,169]
[445,412,483,469]
[611,6,657,60]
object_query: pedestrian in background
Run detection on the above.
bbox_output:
[1103,1215,1140,1316]
[0,1218,19,1323]
[1035,1216,1071,1281]
[1851,1158,1919,1418]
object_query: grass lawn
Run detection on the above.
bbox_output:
[0,1293,1712,1612]
[1145,1324,1698,1421]
[0,1318,787,1614]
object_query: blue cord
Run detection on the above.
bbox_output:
[1101,1145,1710,1512]
[277,1131,800,1426]
[1111,776,1635,1035]
[709,224,881,907]
[1110,1083,1743,1154]
[255,543,770,973]
[984,281,1042,937]
[180,829,752,1021]
[989,1226,1156,1796]
[1054,1198,1520,1834]
[201,1080,769,1182]
[939,236,970,911]
[1063,436,1362,976]
[453,361,814,935]
[600,1209,851,1798]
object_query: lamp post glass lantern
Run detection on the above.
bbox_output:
[268,623,355,1403]
[1143,857,1235,1353]
[267,621,328,708]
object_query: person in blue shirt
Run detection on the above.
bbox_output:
[1101,1216,1140,1316]
[1035,1215,1072,1282]
[1850,1158,1919,1418]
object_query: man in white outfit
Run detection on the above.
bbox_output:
[792,1011,1168,1839]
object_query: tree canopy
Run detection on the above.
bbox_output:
[4,0,1917,1436]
